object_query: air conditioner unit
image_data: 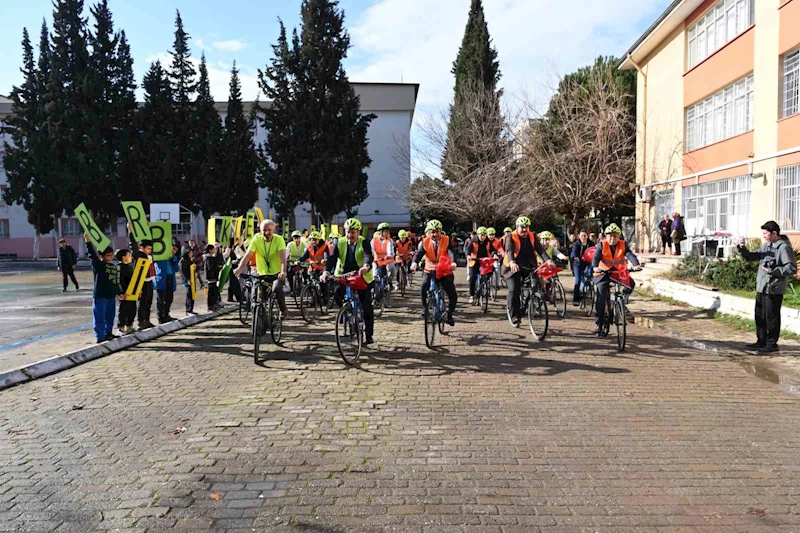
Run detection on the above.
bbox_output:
[638,185,652,203]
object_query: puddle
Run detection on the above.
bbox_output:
[731,357,800,397]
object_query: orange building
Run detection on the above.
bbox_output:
[619,0,800,250]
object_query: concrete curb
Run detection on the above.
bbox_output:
[0,307,237,392]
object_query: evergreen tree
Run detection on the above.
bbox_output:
[442,0,502,183]
[168,10,197,205]
[220,61,258,215]
[115,30,138,201]
[191,53,223,217]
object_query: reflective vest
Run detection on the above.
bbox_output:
[372,237,393,267]
[594,240,627,277]
[468,239,491,267]
[288,240,304,262]
[396,239,413,261]
[334,236,374,284]
[503,232,537,267]
[422,236,450,273]
[307,243,327,271]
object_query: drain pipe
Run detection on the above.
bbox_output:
[628,53,648,251]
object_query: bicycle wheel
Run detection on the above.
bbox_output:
[528,291,549,341]
[553,279,567,319]
[583,282,594,317]
[269,293,283,344]
[614,298,627,351]
[437,292,449,334]
[299,284,318,324]
[399,268,407,297]
[291,273,303,306]
[481,279,489,314]
[253,304,264,364]
[336,301,361,365]
[424,295,436,349]
[373,284,385,319]
[490,275,498,302]
[239,285,251,326]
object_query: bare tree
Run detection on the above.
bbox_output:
[516,64,636,232]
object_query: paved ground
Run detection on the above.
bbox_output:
[0,270,219,372]
[2,272,800,532]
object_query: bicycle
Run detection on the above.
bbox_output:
[490,257,502,301]
[424,275,450,349]
[578,267,595,318]
[241,274,283,363]
[299,269,328,323]
[538,265,566,319]
[288,264,306,305]
[238,275,253,326]
[506,266,548,341]
[372,267,391,318]
[477,257,495,314]
[334,271,367,366]
[597,268,639,352]
[395,257,409,297]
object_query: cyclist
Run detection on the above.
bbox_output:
[233,219,288,315]
[321,218,375,345]
[372,222,396,291]
[297,231,329,303]
[327,232,340,255]
[570,229,595,306]
[467,227,494,304]
[592,223,642,336]
[287,230,306,294]
[539,231,568,263]
[502,216,555,325]
[395,230,414,284]
[487,227,504,290]
[501,227,513,250]
[411,220,457,326]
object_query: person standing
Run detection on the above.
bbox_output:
[128,224,155,330]
[672,212,686,256]
[179,248,196,315]
[738,221,798,353]
[115,249,136,334]
[84,234,121,343]
[658,213,673,255]
[154,242,180,323]
[57,239,79,292]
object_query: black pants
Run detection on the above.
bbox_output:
[207,282,220,310]
[118,300,137,327]
[227,275,242,302]
[420,273,457,315]
[506,272,523,318]
[674,239,682,256]
[156,287,174,321]
[62,268,79,290]
[755,292,783,347]
[594,276,635,326]
[334,281,375,339]
[137,282,153,326]
[185,285,194,313]
[661,235,672,251]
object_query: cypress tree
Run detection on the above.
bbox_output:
[442,0,502,183]
[220,61,258,215]
[191,53,223,217]
[168,10,197,205]
[115,30,138,201]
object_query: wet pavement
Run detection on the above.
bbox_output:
[1,271,800,532]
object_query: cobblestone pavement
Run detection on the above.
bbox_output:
[2,274,800,533]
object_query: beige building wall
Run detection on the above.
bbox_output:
[635,25,686,251]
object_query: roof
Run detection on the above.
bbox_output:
[617,0,705,70]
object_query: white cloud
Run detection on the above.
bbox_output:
[348,0,659,112]
[212,39,248,53]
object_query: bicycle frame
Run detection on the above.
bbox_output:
[428,276,444,323]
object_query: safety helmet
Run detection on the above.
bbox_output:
[515,216,531,227]
[503,227,512,234]
[604,223,622,235]
[425,220,443,232]
[329,232,340,239]
[487,228,496,236]
[476,226,487,235]
[398,230,408,239]
[377,222,391,231]
[344,218,362,231]
[291,230,301,238]
[539,231,554,240]
[310,231,322,240]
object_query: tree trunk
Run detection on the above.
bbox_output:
[33,232,40,260]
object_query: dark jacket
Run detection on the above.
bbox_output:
[179,253,193,287]
[739,235,798,295]
[672,216,687,241]
[658,218,672,238]
[570,240,596,266]
[129,232,155,283]
[57,245,78,270]
[154,252,180,292]
[204,252,224,283]
[501,232,551,278]
[118,262,134,295]
[86,242,121,299]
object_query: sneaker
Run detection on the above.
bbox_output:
[165,316,176,322]
[446,314,455,327]
[757,345,779,354]
[745,342,765,350]
[96,338,105,344]
[572,300,581,307]
[75,285,79,290]
[594,325,602,337]
[364,337,375,346]
[62,288,67,293]
[469,296,476,305]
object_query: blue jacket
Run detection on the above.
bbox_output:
[154,253,180,292]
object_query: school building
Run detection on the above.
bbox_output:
[0,82,418,258]
[618,0,800,251]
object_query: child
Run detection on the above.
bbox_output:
[84,234,121,343]
[116,249,136,334]
[154,242,180,324]
[179,248,196,315]
[204,244,224,312]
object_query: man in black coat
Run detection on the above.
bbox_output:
[57,239,79,292]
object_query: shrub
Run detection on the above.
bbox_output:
[705,256,758,291]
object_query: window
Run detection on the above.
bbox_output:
[777,164,800,232]
[0,219,8,239]
[784,49,799,118]
[62,218,82,237]
[687,0,753,69]
[685,74,753,151]
[683,175,751,236]
[172,207,192,235]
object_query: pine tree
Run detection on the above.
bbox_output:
[220,61,258,215]
[442,0,502,183]
[115,30,138,201]
[168,10,197,205]
[191,53,223,217]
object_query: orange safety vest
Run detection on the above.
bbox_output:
[372,237,394,267]
[468,239,491,267]
[594,240,627,277]
[422,235,450,273]
[490,237,504,255]
[307,243,327,271]
[503,232,537,267]
[396,239,413,261]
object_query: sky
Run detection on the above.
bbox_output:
[1,0,670,160]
